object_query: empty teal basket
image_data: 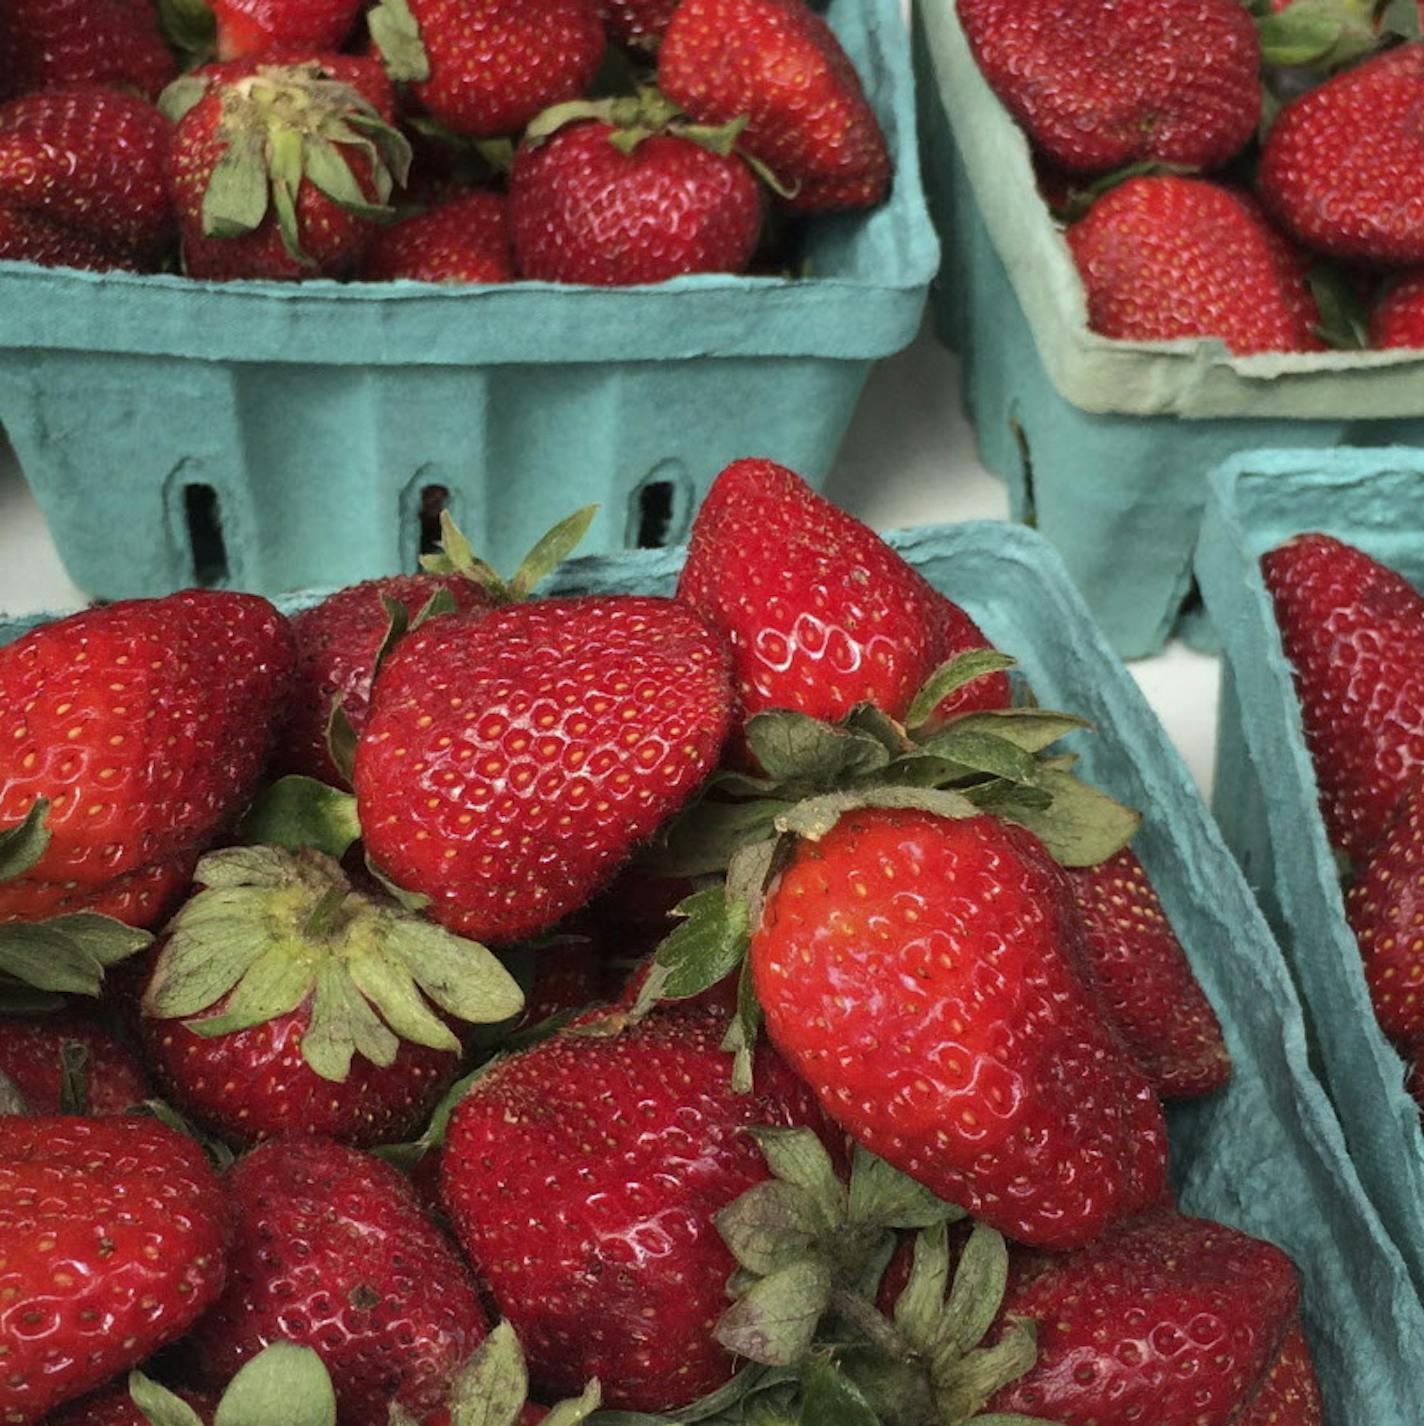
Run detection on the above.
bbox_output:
[0,0,937,602]
[5,517,1421,1420]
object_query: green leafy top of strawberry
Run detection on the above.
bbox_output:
[1252,0,1419,73]
[130,1342,335,1426]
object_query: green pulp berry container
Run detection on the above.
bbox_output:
[1196,447,1424,1297]
[0,0,936,603]
[5,517,1421,1419]
[913,0,1424,660]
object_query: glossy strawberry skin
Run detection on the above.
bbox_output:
[511,123,763,286]
[659,0,890,212]
[751,808,1168,1250]
[0,87,174,262]
[1262,533,1424,860]
[359,189,515,284]
[0,1013,150,1116]
[1371,270,1424,349]
[0,1116,230,1424]
[140,989,465,1149]
[0,852,194,930]
[192,1137,488,1426]
[355,596,733,945]
[392,0,606,139]
[1237,1321,1324,1426]
[678,459,1011,742]
[1259,44,1424,264]
[600,0,680,48]
[46,1384,216,1426]
[0,208,136,272]
[212,0,366,60]
[0,591,293,894]
[441,1009,840,1412]
[1067,178,1323,355]
[282,573,496,786]
[0,0,176,103]
[1067,848,1231,1099]
[957,0,1260,176]
[987,1211,1301,1425]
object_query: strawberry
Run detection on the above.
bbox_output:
[510,110,763,286]
[1259,43,1424,264]
[0,1115,229,1424]
[0,590,292,907]
[282,573,497,786]
[601,0,680,50]
[751,807,1168,1249]
[0,1012,149,1115]
[1344,774,1424,1046]
[0,208,135,273]
[192,1136,488,1426]
[440,1008,839,1412]
[360,189,515,284]
[46,1384,216,1426]
[163,54,410,281]
[957,0,1260,175]
[659,0,890,212]
[368,0,606,140]
[1067,177,1323,355]
[1261,533,1424,859]
[209,0,366,60]
[677,459,1011,742]
[521,934,619,1023]
[0,0,176,103]
[1371,269,1424,348]
[0,88,174,264]
[355,596,733,944]
[1237,1321,1324,1426]
[0,852,193,929]
[1067,847,1231,1098]
[140,846,523,1147]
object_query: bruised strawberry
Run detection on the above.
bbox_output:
[0,0,176,103]
[0,1012,149,1116]
[360,189,515,284]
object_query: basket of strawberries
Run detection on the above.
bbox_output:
[915,0,1424,660]
[0,0,936,602]
[1,459,1419,1424]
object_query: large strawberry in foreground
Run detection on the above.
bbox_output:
[0,1115,230,1423]
[356,596,733,943]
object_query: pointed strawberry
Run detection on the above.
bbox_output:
[360,188,515,284]
[0,0,176,103]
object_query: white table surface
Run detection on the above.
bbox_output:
[0,323,1220,798]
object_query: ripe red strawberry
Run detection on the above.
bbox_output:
[982,1211,1303,1424]
[1237,1321,1324,1426]
[140,846,523,1147]
[601,0,680,49]
[0,1115,229,1424]
[1261,533,1424,859]
[1371,270,1424,348]
[521,935,619,1023]
[0,88,174,263]
[0,208,136,273]
[678,459,1011,741]
[0,590,292,904]
[957,0,1260,176]
[441,1008,839,1412]
[192,1136,489,1426]
[368,0,605,139]
[360,189,516,284]
[0,1013,149,1115]
[1067,847,1231,1098]
[1067,177,1323,355]
[751,807,1168,1249]
[210,0,366,60]
[47,1384,216,1426]
[1259,44,1424,264]
[283,573,497,785]
[165,54,409,281]
[0,852,193,929]
[0,0,176,103]
[659,0,890,212]
[510,119,763,285]
[355,596,733,944]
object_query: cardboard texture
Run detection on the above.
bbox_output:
[1197,449,1424,1302]
[0,0,938,603]
[913,0,1424,660]
[5,519,1421,1419]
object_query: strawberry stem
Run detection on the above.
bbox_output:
[831,1287,918,1364]
[303,886,348,939]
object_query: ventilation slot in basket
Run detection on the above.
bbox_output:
[418,484,451,556]
[633,480,677,549]
[185,485,229,587]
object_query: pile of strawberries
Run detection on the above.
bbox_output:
[0,0,889,285]
[0,459,1325,1426]
[958,0,1424,353]
[1264,530,1424,1117]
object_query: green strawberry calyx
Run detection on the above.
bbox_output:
[141,845,525,1083]
[131,1341,336,1426]
[0,798,52,882]
[369,0,432,85]
[1252,0,1418,71]
[160,60,413,265]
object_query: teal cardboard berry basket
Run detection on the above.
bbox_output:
[5,517,1420,1419]
[912,0,1424,661]
[0,0,936,603]
[1196,448,1424,1299]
